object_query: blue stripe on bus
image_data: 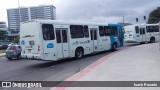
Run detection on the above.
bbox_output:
[108,23,124,47]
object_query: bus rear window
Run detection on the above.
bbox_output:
[7,46,15,50]
[42,24,55,40]
[147,26,154,32]
[155,25,159,32]
[70,25,84,38]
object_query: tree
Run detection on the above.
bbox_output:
[12,36,20,44]
[148,7,160,24]
[0,30,6,40]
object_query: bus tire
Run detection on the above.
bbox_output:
[150,37,155,43]
[75,48,84,59]
[111,43,117,51]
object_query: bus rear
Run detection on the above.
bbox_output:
[20,21,42,60]
[124,25,138,43]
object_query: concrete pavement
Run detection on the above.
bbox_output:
[53,43,160,90]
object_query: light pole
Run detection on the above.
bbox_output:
[18,0,21,23]
[18,0,21,32]
[159,21,160,51]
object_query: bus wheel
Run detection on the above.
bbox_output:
[150,37,155,43]
[75,48,83,59]
[112,43,117,51]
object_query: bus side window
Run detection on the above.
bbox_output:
[155,25,159,32]
[135,26,139,33]
[111,26,118,36]
[42,24,55,40]
[104,26,111,36]
[84,25,89,38]
[62,30,67,43]
[99,26,104,37]
[56,30,61,43]
[94,30,97,40]
[140,28,143,35]
[143,28,145,34]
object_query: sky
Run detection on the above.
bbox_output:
[0,0,160,26]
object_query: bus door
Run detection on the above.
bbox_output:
[90,28,98,52]
[118,27,123,47]
[140,28,146,42]
[56,28,69,59]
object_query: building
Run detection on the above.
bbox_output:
[7,5,56,31]
[0,21,7,31]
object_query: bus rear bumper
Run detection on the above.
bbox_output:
[21,54,42,60]
[124,39,138,43]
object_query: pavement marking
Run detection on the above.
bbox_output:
[50,47,130,90]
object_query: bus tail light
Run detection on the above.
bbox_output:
[13,47,16,52]
[38,45,40,51]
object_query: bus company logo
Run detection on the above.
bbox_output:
[47,43,54,48]
[21,40,25,45]
[22,35,35,38]
[2,82,11,88]
[72,41,79,45]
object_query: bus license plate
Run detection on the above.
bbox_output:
[28,49,31,52]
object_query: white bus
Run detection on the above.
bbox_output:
[20,20,122,61]
[124,23,160,43]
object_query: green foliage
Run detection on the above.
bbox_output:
[0,50,6,54]
[12,36,20,44]
[148,7,160,24]
[0,30,7,40]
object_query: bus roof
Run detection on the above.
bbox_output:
[108,23,122,27]
[21,19,109,26]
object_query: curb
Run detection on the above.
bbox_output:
[0,53,5,57]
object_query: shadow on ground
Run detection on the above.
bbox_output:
[27,50,112,69]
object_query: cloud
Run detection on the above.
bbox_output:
[0,0,160,24]
[55,0,160,23]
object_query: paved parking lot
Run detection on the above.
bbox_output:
[54,43,160,90]
[0,43,160,90]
